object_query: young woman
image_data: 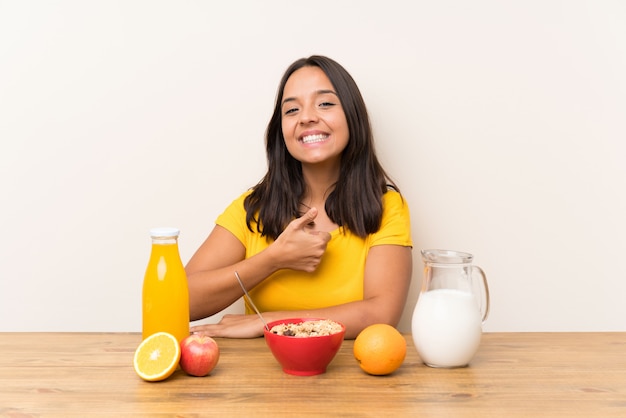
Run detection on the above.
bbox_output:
[186,55,412,339]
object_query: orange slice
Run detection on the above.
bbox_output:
[133,332,181,382]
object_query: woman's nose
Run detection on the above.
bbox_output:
[298,105,318,124]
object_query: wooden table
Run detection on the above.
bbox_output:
[1,333,625,417]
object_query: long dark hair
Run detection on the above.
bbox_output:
[244,55,399,240]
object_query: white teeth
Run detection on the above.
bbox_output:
[301,134,328,144]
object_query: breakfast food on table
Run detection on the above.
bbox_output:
[353,323,406,375]
[133,332,181,382]
[269,319,343,337]
[180,334,220,377]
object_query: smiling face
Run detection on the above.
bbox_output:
[280,66,349,168]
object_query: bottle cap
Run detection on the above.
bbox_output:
[150,227,180,238]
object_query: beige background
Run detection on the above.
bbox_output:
[1,0,625,332]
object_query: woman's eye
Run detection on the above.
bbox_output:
[319,102,335,108]
[284,107,298,115]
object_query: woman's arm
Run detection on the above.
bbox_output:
[186,207,331,321]
[190,243,413,339]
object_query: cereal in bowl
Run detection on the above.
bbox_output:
[269,319,343,337]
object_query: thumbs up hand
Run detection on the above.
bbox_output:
[270,207,331,273]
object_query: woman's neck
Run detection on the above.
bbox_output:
[299,163,341,231]
[301,163,339,207]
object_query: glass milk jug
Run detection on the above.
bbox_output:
[411,249,490,368]
[142,227,190,343]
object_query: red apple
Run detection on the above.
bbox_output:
[179,334,220,377]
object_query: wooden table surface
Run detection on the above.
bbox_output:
[0,332,625,417]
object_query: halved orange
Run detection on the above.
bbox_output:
[133,332,181,382]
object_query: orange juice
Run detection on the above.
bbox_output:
[142,227,190,343]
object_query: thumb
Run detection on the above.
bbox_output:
[293,207,318,229]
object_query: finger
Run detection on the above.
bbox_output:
[308,229,332,243]
[291,207,318,229]
[190,314,266,338]
[190,324,218,336]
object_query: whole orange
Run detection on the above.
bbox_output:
[353,324,406,375]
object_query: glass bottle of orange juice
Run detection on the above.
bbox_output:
[142,227,190,343]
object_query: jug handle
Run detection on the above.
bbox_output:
[473,265,490,323]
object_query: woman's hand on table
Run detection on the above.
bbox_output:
[190,314,268,338]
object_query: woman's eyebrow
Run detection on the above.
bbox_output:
[316,89,338,96]
[282,89,338,107]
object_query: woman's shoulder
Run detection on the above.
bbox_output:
[237,189,253,200]
[382,187,404,205]
[381,187,410,221]
[226,189,254,205]
[369,187,412,245]
[219,189,254,216]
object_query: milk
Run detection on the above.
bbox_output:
[411,288,483,368]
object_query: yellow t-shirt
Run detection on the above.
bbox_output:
[216,189,412,314]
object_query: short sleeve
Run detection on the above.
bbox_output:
[369,190,413,247]
[215,191,252,245]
